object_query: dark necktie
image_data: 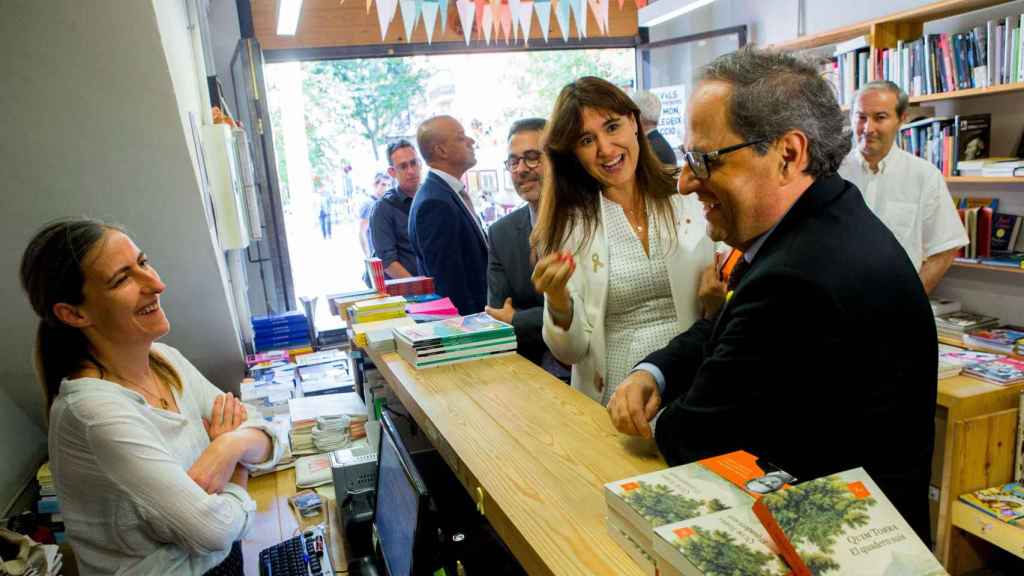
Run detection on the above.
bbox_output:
[727,257,751,292]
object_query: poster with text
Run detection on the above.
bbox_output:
[650,84,686,152]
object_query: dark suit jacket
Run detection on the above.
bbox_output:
[409,171,488,315]
[486,205,546,366]
[645,174,936,544]
[647,129,677,165]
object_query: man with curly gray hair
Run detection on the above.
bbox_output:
[609,48,936,545]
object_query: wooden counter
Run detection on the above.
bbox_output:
[366,350,665,576]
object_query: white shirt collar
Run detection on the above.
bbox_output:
[430,167,464,194]
[856,144,900,175]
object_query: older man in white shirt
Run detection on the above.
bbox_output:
[838,80,968,294]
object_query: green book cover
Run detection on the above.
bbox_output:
[754,468,947,576]
[393,312,514,348]
[653,507,789,576]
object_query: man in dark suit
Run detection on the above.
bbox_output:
[633,90,677,165]
[484,118,569,381]
[409,115,488,315]
[608,49,936,544]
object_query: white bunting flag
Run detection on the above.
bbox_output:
[554,0,570,41]
[534,0,551,42]
[421,1,440,43]
[481,3,494,44]
[399,0,420,41]
[456,0,475,45]
[376,0,399,40]
[516,1,534,45]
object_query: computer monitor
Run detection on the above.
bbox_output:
[373,410,436,576]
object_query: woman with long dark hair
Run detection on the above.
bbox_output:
[531,77,714,405]
[19,219,285,575]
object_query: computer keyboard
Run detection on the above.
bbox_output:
[258,524,333,576]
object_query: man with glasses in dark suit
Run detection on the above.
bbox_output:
[484,118,569,382]
[608,48,937,545]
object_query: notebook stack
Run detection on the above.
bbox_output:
[935,311,999,340]
[252,311,311,352]
[288,393,368,455]
[392,313,517,369]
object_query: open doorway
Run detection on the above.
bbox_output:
[264,48,636,305]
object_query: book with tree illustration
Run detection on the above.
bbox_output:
[752,468,946,576]
[652,506,790,576]
[604,451,792,551]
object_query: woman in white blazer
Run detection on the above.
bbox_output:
[531,77,714,404]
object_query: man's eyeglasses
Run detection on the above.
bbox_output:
[682,138,768,180]
[504,150,543,172]
[393,158,419,171]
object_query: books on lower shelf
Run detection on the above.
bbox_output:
[963,357,1024,386]
[962,326,1024,355]
[393,313,517,369]
[935,311,999,339]
[753,467,946,576]
[958,482,1024,525]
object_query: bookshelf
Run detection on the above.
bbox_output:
[951,261,1024,272]
[946,176,1024,183]
[952,500,1024,560]
[909,81,1024,104]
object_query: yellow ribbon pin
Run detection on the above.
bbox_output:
[592,253,605,273]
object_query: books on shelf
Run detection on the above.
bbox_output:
[935,310,999,338]
[991,213,1023,253]
[962,326,1024,354]
[929,298,962,316]
[874,15,1024,97]
[752,467,946,576]
[959,482,1024,525]
[981,159,1024,177]
[392,313,517,369]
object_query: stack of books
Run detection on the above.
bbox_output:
[963,356,1024,386]
[384,275,435,297]
[240,374,295,416]
[327,287,379,317]
[351,316,416,349]
[288,393,367,455]
[349,296,408,324]
[604,451,944,575]
[960,482,1024,524]
[406,296,460,321]
[935,311,999,340]
[252,311,311,352]
[392,313,517,369]
[296,351,354,397]
[963,326,1024,354]
[35,463,65,545]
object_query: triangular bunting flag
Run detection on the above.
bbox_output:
[635,0,647,7]
[490,0,501,40]
[474,0,486,39]
[376,0,399,40]
[534,0,551,42]
[509,0,521,40]
[367,0,374,13]
[481,4,494,44]
[570,0,586,38]
[554,0,570,41]
[616,0,624,9]
[587,0,608,34]
[399,0,421,41]
[516,1,534,45]
[422,1,440,43]
[499,4,512,44]
[438,0,449,33]
[456,0,475,44]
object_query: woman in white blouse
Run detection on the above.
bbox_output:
[19,219,285,575]
[532,77,714,405]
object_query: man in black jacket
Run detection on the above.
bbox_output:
[633,90,677,165]
[608,48,936,544]
[485,118,568,381]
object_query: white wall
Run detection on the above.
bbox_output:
[0,0,245,507]
[647,0,1024,326]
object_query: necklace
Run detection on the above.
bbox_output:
[623,199,647,235]
[114,370,170,410]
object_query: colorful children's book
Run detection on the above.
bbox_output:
[752,468,947,576]
[959,482,1024,524]
[393,313,514,348]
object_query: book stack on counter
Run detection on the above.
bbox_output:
[935,310,999,340]
[315,310,348,348]
[35,463,65,545]
[604,451,945,576]
[295,349,354,397]
[351,317,416,350]
[327,287,379,319]
[349,296,407,324]
[963,326,1024,355]
[384,275,434,297]
[405,296,460,323]
[252,311,310,352]
[392,313,517,369]
[288,393,368,455]
[940,345,1024,386]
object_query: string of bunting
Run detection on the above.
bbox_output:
[349,0,646,45]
